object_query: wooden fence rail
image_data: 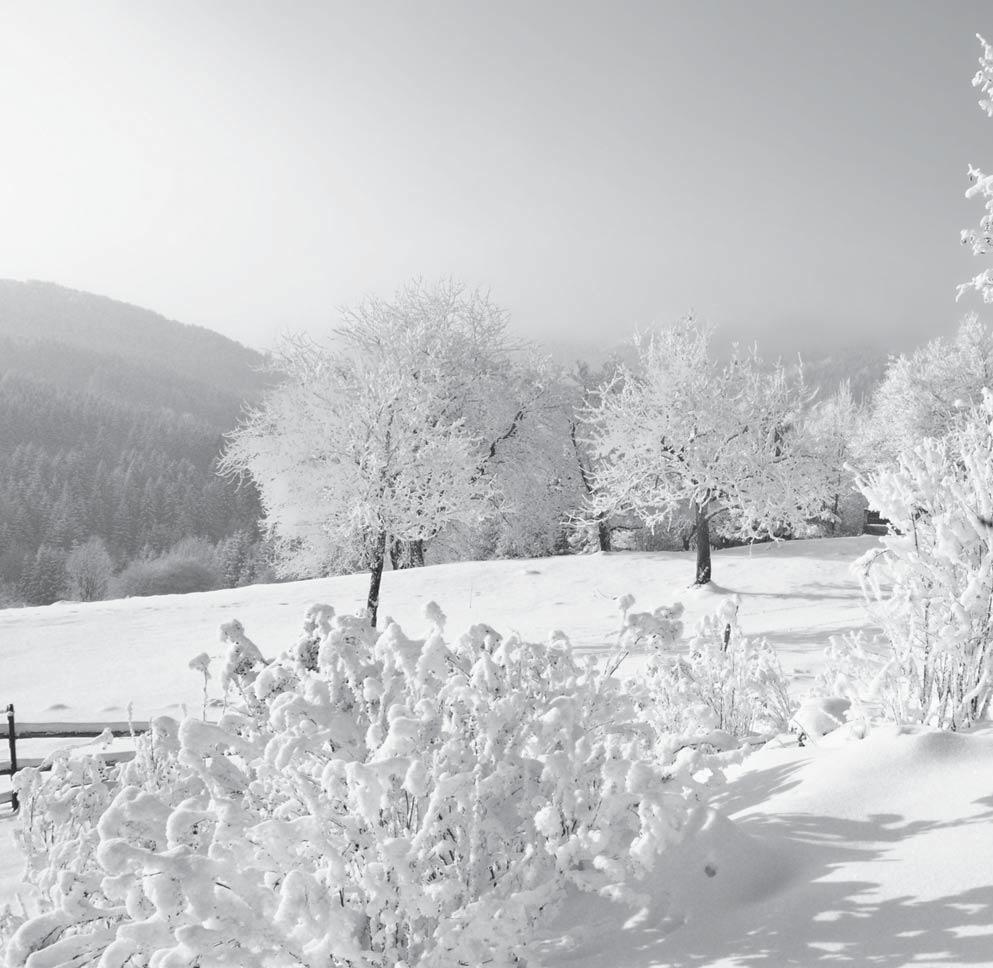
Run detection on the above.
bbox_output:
[2,704,149,811]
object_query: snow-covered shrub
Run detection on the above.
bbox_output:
[115,555,223,598]
[5,603,711,967]
[818,631,920,726]
[827,394,993,729]
[638,599,795,740]
[617,594,685,651]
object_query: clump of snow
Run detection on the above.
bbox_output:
[186,652,211,677]
[422,599,446,631]
[792,695,852,740]
[618,594,685,651]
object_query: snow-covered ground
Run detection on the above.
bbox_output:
[0,536,877,725]
[538,723,993,967]
[8,534,991,965]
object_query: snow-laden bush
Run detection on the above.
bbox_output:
[115,555,223,598]
[637,598,795,740]
[818,631,920,726]
[5,602,719,968]
[617,594,685,652]
[827,393,993,729]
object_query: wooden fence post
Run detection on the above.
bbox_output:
[6,704,17,812]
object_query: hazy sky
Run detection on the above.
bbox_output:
[1,1,991,356]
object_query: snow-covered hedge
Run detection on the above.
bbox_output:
[825,392,993,729]
[4,601,743,968]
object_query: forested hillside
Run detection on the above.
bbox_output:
[0,281,270,605]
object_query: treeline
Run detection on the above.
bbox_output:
[0,371,267,606]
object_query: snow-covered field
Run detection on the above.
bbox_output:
[5,534,992,966]
[0,536,877,725]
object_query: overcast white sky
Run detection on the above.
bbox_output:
[0,1,990,355]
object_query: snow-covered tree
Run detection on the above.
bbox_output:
[583,317,831,584]
[807,380,867,533]
[958,34,993,304]
[858,315,993,466]
[222,281,554,625]
[64,536,114,601]
[445,362,585,561]
[837,392,993,729]
[565,359,627,552]
[222,341,488,626]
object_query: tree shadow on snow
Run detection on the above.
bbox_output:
[605,805,993,967]
[760,623,873,650]
[709,758,808,816]
[716,581,864,604]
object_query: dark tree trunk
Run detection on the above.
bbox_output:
[596,518,612,553]
[367,532,387,627]
[389,538,425,569]
[407,538,425,567]
[681,520,698,552]
[695,503,712,585]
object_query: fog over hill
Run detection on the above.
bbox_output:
[0,279,269,424]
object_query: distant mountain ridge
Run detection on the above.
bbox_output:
[0,279,269,424]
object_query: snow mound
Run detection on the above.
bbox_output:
[793,695,851,738]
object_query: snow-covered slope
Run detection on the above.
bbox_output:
[0,536,878,724]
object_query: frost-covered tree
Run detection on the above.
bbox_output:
[958,34,993,303]
[833,392,993,729]
[584,317,831,584]
[222,342,488,626]
[807,380,866,533]
[858,315,993,466]
[565,360,628,552]
[64,536,114,601]
[222,281,552,625]
[439,360,587,562]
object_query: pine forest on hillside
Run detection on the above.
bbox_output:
[0,282,268,605]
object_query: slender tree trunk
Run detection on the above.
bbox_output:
[367,532,387,627]
[408,538,425,567]
[695,503,712,585]
[596,518,612,553]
